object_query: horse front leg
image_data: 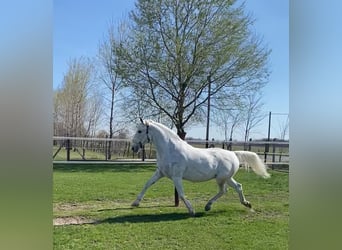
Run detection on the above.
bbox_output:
[172,177,195,216]
[132,170,163,207]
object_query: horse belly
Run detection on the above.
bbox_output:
[182,164,217,182]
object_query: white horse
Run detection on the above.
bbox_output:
[131,119,270,216]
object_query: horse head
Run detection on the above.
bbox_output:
[131,118,151,153]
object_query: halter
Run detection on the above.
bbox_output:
[145,124,151,143]
[139,118,150,144]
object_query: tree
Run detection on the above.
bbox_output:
[278,114,289,140]
[211,92,244,144]
[213,107,244,142]
[241,91,267,145]
[114,0,270,139]
[84,89,103,137]
[98,21,126,158]
[53,57,102,137]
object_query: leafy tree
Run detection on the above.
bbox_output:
[114,0,270,138]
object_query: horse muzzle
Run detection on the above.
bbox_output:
[131,142,143,153]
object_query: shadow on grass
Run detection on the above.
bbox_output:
[54,209,243,226]
[53,163,156,173]
[97,204,175,212]
[95,212,207,224]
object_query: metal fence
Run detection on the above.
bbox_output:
[53,136,289,170]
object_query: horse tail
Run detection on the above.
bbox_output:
[234,151,271,178]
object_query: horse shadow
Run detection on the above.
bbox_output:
[97,204,174,212]
[93,211,208,225]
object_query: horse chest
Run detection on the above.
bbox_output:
[157,158,186,178]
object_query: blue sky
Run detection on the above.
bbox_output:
[54,0,289,140]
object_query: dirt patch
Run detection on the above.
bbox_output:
[54,202,96,212]
[53,201,130,226]
[54,200,132,212]
[53,216,96,226]
[53,200,174,225]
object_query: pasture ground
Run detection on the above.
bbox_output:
[53,163,289,249]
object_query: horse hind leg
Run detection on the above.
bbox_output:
[227,178,252,209]
[205,180,227,211]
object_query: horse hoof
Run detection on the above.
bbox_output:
[205,204,211,211]
[244,201,252,208]
[131,201,140,207]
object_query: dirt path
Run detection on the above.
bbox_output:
[53,216,96,226]
[53,201,130,226]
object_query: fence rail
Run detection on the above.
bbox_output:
[53,136,289,170]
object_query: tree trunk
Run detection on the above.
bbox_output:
[108,89,115,160]
[174,127,186,207]
[177,130,186,140]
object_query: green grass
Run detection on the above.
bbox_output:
[53,163,289,249]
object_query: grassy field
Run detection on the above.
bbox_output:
[53,163,289,249]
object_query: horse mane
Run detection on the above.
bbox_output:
[147,120,184,142]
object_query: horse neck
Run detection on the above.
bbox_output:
[149,123,181,155]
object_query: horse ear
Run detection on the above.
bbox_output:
[139,117,144,124]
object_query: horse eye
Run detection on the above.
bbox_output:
[138,130,142,133]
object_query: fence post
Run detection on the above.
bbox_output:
[175,188,179,207]
[265,111,272,163]
[228,138,232,151]
[126,142,130,158]
[105,135,108,160]
[123,141,127,158]
[272,138,276,170]
[66,139,71,161]
[142,145,145,161]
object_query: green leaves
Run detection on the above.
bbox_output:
[115,0,270,134]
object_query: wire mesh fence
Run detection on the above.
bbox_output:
[53,136,289,170]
